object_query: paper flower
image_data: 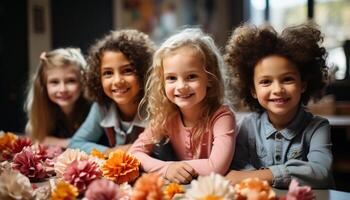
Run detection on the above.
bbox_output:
[51,181,78,200]
[63,160,102,193]
[12,149,47,180]
[183,173,235,200]
[0,132,18,161]
[0,168,33,200]
[91,148,106,160]
[234,177,276,200]
[46,145,63,159]
[27,143,48,161]
[164,183,185,200]
[33,185,51,200]
[84,179,120,200]
[119,182,133,200]
[101,150,140,184]
[283,179,315,200]
[54,148,90,177]
[131,173,164,200]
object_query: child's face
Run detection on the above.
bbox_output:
[46,65,82,114]
[251,55,306,121]
[163,48,209,114]
[100,51,140,108]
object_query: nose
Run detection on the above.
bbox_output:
[272,82,285,94]
[112,74,125,86]
[58,82,67,92]
[177,79,189,93]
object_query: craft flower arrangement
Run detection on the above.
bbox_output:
[0,131,315,200]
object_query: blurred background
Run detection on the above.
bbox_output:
[0,0,350,190]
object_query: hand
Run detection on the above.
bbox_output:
[165,162,198,184]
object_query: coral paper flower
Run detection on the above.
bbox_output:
[12,149,47,180]
[183,173,235,200]
[283,179,315,200]
[131,173,164,200]
[164,183,185,200]
[234,177,276,200]
[51,181,78,200]
[63,160,102,193]
[101,150,140,184]
[0,168,33,200]
[54,148,90,177]
[84,179,120,200]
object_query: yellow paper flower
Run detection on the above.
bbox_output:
[101,150,140,184]
[0,132,17,152]
[51,181,78,200]
[131,173,164,200]
[91,148,106,159]
[164,183,185,200]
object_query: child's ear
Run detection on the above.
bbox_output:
[301,81,307,93]
[250,88,257,99]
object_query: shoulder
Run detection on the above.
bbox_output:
[211,105,235,121]
[304,110,330,129]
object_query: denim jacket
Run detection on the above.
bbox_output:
[232,107,334,188]
[69,102,145,153]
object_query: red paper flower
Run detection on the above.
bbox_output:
[63,160,102,193]
[12,149,47,180]
[84,179,120,200]
[101,150,140,184]
[131,173,164,200]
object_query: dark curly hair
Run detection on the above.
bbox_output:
[85,29,156,104]
[224,22,328,112]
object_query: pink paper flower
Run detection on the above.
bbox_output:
[12,149,47,180]
[54,148,90,177]
[46,145,63,159]
[84,179,120,200]
[285,179,315,200]
[63,160,102,193]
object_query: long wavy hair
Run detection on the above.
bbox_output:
[24,48,88,141]
[140,28,226,156]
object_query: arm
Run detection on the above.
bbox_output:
[42,136,69,148]
[69,103,107,153]
[183,111,236,175]
[269,121,333,189]
[128,128,171,175]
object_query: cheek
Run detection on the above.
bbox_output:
[164,84,173,98]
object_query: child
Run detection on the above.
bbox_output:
[128,28,236,184]
[224,22,334,189]
[25,48,90,148]
[69,29,156,154]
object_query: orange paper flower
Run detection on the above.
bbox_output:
[51,181,78,200]
[91,148,106,160]
[101,150,140,184]
[0,132,17,153]
[234,178,276,200]
[131,173,164,200]
[164,183,185,200]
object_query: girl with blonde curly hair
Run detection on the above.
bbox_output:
[129,28,236,184]
[69,29,155,154]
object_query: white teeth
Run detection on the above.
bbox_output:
[113,88,128,93]
[175,93,193,98]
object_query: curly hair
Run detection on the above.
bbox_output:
[141,28,226,154]
[85,29,156,104]
[224,22,328,112]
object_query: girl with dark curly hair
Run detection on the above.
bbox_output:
[69,29,155,154]
[224,22,334,189]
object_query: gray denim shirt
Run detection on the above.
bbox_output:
[231,108,334,188]
[69,102,145,153]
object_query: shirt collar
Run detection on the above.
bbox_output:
[262,107,307,140]
[100,103,146,129]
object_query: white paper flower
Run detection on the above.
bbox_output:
[182,173,235,200]
[0,168,33,200]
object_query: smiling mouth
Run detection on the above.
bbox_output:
[112,88,129,95]
[269,98,289,104]
[175,93,194,99]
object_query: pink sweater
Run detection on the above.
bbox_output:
[128,105,236,176]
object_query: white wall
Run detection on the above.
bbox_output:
[27,0,51,77]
